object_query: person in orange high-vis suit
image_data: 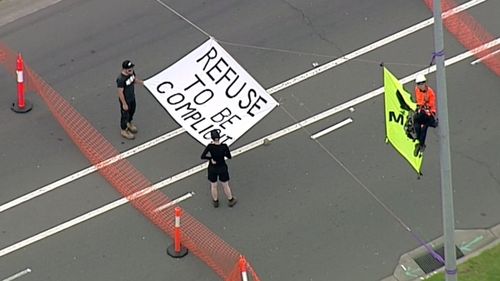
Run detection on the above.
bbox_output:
[413,74,438,156]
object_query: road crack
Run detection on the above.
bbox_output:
[281,0,344,54]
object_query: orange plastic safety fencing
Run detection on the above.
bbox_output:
[226,257,261,281]
[0,41,260,281]
[423,0,500,76]
[0,49,6,64]
[0,43,16,77]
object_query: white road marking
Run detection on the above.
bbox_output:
[0,128,185,213]
[1,38,497,258]
[265,0,487,95]
[0,0,486,214]
[1,268,31,281]
[0,198,128,257]
[310,118,353,139]
[154,192,195,212]
[471,49,500,65]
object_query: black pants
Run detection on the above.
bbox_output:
[414,110,436,146]
[119,99,136,130]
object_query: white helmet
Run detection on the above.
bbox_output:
[415,74,426,84]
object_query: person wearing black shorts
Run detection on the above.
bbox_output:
[201,130,237,208]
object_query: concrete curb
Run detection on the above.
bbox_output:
[381,223,500,281]
[0,0,63,28]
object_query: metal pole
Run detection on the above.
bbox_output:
[432,0,457,280]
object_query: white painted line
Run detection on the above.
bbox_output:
[471,49,500,65]
[1,39,497,258]
[229,40,500,158]
[266,0,487,94]
[154,192,195,212]
[0,197,128,257]
[0,0,485,214]
[0,128,185,214]
[1,268,31,281]
[311,118,353,139]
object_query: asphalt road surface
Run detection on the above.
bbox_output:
[0,0,499,280]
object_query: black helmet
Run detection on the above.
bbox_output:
[210,129,220,140]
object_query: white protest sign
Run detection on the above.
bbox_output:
[144,38,278,146]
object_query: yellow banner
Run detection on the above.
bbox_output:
[383,67,423,174]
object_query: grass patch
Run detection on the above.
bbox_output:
[425,243,500,281]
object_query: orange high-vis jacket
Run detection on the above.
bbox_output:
[415,86,437,115]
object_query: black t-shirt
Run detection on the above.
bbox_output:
[201,143,232,167]
[116,72,136,101]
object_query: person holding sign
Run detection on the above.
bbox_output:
[201,130,237,208]
[117,60,144,140]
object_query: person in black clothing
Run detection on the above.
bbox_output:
[201,130,237,208]
[117,60,143,140]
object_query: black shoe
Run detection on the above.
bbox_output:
[213,200,219,208]
[419,144,426,153]
[228,197,238,207]
[414,143,420,157]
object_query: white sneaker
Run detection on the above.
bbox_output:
[127,122,138,134]
[121,129,135,140]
